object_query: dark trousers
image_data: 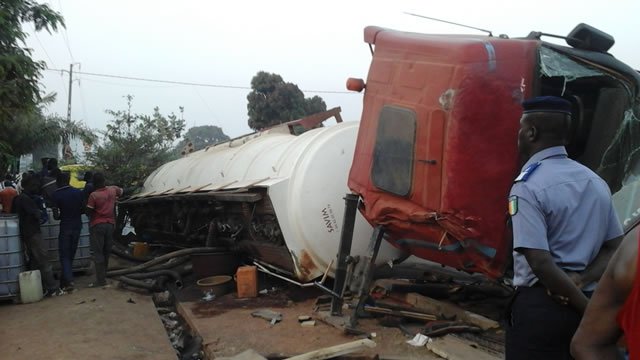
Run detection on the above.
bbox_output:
[58,225,81,286]
[89,223,113,285]
[505,286,582,360]
[23,232,58,291]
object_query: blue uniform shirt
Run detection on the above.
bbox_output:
[509,146,623,290]
[52,185,84,230]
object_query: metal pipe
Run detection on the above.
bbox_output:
[350,226,385,328]
[253,261,315,288]
[107,247,226,277]
[253,261,336,297]
[331,193,358,316]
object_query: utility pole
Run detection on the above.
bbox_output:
[67,63,73,122]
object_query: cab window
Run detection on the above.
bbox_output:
[371,106,416,196]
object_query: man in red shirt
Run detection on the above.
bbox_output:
[0,179,18,213]
[571,230,639,359]
[86,172,123,287]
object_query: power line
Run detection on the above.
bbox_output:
[32,28,68,95]
[79,77,178,89]
[57,0,75,61]
[44,68,355,94]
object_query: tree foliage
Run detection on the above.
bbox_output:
[0,0,64,120]
[176,125,230,154]
[246,71,327,130]
[0,94,95,171]
[0,1,64,172]
[87,96,185,188]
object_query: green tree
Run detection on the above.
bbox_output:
[0,94,95,171]
[88,95,185,188]
[304,95,327,115]
[176,125,230,154]
[0,0,64,121]
[246,71,327,130]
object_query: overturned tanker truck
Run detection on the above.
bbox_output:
[335,22,640,303]
[119,23,640,297]
[117,109,403,288]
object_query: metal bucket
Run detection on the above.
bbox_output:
[196,275,233,297]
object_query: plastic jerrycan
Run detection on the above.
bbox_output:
[235,265,257,298]
[19,270,44,303]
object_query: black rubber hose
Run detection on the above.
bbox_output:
[107,247,226,277]
[117,276,159,291]
[111,245,152,263]
[147,256,190,272]
[175,263,193,276]
[122,269,183,289]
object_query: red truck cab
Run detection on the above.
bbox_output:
[348,24,640,278]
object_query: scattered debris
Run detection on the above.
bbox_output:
[407,333,429,347]
[298,315,311,322]
[74,298,96,305]
[285,338,376,360]
[422,321,482,337]
[153,290,172,306]
[403,293,499,330]
[161,316,179,330]
[127,298,136,304]
[157,306,172,314]
[217,349,268,360]
[377,316,416,337]
[201,291,216,302]
[313,295,332,312]
[300,320,316,327]
[364,305,436,322]
[251,309,283,324]
[426,334,502,360]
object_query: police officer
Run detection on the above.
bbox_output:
[505,96,623,359]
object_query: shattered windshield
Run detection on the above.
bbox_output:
[539,46,603,81]
[539,46,640,230]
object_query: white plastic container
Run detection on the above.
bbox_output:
[19,270,43,304]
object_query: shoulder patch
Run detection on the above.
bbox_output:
[508,195,518,216]
[514,162,541,183]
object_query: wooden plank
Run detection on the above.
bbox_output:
[364,305,437,321]
[285,339,376,360]
[426,335,501,360]
[404,293,499,330]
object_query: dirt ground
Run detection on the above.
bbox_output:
[176,283,441,359]
[0,273,176,360]
[0,260,504,360]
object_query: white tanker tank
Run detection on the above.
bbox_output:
[120,111,401,282]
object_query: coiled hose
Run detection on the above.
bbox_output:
[107,247,225,277]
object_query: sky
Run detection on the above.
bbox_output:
[27,0,640,139]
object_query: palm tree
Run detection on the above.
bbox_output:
[0,94,96,172]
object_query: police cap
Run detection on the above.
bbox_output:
[522,96,572,115]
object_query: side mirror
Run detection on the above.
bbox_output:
[566,23,614,53]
